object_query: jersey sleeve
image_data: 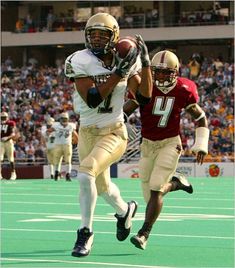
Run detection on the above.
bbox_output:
[9,120,16,128]
[185,80,199,107]
[64,50,88,79]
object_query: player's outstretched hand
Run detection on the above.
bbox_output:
[194,151,207,165]
[115,47,138,78]
[135,34,150,67]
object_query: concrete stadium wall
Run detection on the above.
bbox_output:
[2,25,234,47]
[2,165,43,179]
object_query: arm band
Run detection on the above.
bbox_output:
[123,112,128,123]
[136,91,151,106]
[191,127,210,154]
[195,111,205,121]
[87,87,103,108]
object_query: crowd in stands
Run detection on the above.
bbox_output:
[178,2,230,26]
[14,2,230,33]
[1,54,234,164]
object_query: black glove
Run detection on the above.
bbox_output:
[135,34,150,67]
[115,47,138,78]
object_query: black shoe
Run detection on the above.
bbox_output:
[54,171,59,181]
[71,227,94,257]
[130,233,148,250]
[66,173,72,181]
[114,200,138,241]
[171,172,193,194]
[51,174,54,179]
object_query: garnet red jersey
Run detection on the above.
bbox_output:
[1,120,16,138]
[138,77,199,141]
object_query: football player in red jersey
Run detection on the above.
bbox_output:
[124,50,209,250]
[0,112,17,180]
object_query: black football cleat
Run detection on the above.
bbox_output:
[115,200,138,241]
[171,172,193,194]
[71,227,94,257]
[54,171,59,181]
[130,233,148,250]
[66,173,72,181]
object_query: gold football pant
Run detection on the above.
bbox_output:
[78,122,128,194]
[139,135,182,202]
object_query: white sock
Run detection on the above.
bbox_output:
[49,165,54,175]
[79,172,97,230]
[101,182,128,216]
[64,163,72,174]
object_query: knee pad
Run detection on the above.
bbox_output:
[79,157,98,177]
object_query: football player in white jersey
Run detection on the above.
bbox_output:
[64,12,152,257]
[41,117,56,179]
[51,112,78,181]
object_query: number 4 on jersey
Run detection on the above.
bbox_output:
[152,97,175,127]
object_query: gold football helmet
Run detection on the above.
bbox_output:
[60,112,69,126]
[46,117,55,126]
[85,13,119,56]
[151,50,179,94]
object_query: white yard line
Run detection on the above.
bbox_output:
[1,228,234,240]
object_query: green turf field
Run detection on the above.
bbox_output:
[1,177,234,268]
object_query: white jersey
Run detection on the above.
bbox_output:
[52,122,76,145]
[41,125,56,149]
[65,49,141,127]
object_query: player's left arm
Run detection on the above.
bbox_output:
[135,35,152,102]
[72,130,79,145]
[186,103,209,165]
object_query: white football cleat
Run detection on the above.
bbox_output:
[10,172,17,181]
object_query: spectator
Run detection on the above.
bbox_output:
[188,55,201,80]
[47,9,56,31]
[15,18,24,33]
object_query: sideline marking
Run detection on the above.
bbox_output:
[0,257,172,268]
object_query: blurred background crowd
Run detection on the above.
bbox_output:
[1,53,234,164]
[13,1,230,33]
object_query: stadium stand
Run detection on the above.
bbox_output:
[1,1,234,166]
[1,58,234,164]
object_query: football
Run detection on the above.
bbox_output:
[115,36,137,58]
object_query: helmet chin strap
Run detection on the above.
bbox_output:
[156,81,176,94]
[91,48,106,57]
